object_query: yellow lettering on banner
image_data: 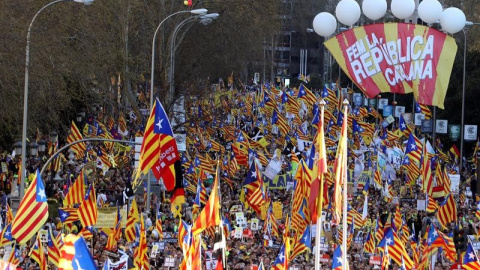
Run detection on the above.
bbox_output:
[94,206,128,229]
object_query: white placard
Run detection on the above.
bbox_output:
[175,133,187,152]
[436,120,448,134]
[263,159,282,180]
[251,218,259,231]
[417,200,426,211]
[448,174,461,194]
[414,113,425,126]
[236,212,245,225]
[394,106,405,118]
[234,227,243,238]
[378,99,388,109]
[464,125,478,141]
[164,257,176,267]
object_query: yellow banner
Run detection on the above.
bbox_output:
[94,206,127,229]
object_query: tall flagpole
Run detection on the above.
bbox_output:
[315,99,327,270]
[342,99,349,268]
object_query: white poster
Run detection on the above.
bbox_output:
[263,159,282,180]
[436,120,448,134]
[251,218,259,231]
[108,256,129,270]
[378,98,388,109]
[417,200,426,211]
[394,106,405,118]
[414,113,425,126]
[465,125,478,141]
[448,174,461,194]
[234,227,243,238]
[175,133,187,152]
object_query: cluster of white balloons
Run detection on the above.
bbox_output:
[313,0,467,37]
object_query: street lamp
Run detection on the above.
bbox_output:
[29,141,39,157]
[169,13,219,104]
[13,141,22,157]
[50,131,58,145]
[149,8,208,109]
[146,8,207,211]
[38,139,47,154]
[20,0,95,201]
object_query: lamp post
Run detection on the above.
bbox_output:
[169,13,219,105]
[19,0,94,201]
[147,8,207,211]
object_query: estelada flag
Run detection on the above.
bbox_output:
[11,169,48,244]
[325,23,457,109]
[136,98,179,191]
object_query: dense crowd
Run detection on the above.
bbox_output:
[0,81,478,270]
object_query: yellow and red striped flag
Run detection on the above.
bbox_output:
[134,215,149,270]
[436,194,457,229]
[333,101,348,224]
[47,227,60,267]
[135,98,179,191]
[6,204,13,224]
[192,169,221,236]
[78,184,98,228]
[63,170,86,207]
[125,197,140,243]
[156,203,163,240]
[29,234,47,270]
[58,234,96,270]
[11,170,48,244]
[66,121,86,157]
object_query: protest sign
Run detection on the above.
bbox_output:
[94,206,127,229]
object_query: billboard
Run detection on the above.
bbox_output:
[325,23,457,109]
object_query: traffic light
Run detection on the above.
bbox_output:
[453,228,468,253]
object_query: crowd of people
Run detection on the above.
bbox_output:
[0,80,478,270]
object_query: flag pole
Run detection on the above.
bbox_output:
[315,99,326,270]
[342,99,349,269]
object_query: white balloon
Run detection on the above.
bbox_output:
[391,0,415,19]
[418,0,443,24]
[336,0,361,26]
[362,0,387,21]
[440,7,466,34]
[313,12,337,37]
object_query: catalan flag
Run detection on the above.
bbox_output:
[29,234,47,270]
[332,245,346,270]
[415,102,432,119]
[463,242,480,270]
[58,208,79,224]
[192,169,220,236]
[66,121,86,158]
[290,225,311,260]
[428,225,456,263]
[78,184,98,228]
[449,144,460,164]
[7,245,19,265]
[333,101,348,224]
[134,214,149,270]
[11,169,48,244]
[271,240,290,270]
[436,194,457,229]
[125,197,140,243]
[58,234,96,270]
[63,170,86,207]
[136,98,179,191]
[47,227,60,267]
[6,204,13,224]
[0,224,12,246]
[243,162,266,215]
[364,230,375,254]
[377,229,414,269]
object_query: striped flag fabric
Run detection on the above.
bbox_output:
[134,215,149,270]
[58,234,96,270]
[0,224,12,246]
[66,121,86,157]
[428,225,456,262]
[47,227,60,267]
[463,242,480,270]
[364,230,375,254]
[290,225,311,260]
[125,198,140,243]
[7,245,19,265]
[415,102,432,119]
[58,208,79,224]
[332,245,346,270]
[192,169,221,235]
[78,184,98,228]
[11,169,48,244]
[333,101,348,224]
[29,234,47,270]
[426,194,439,213]
[242,162,266,215]
[377,229,414,269]
[436,194,457,229]
[136,98,179,190]
[6,204,13,224]
[271,240,290,270]
[63,170,86,207]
